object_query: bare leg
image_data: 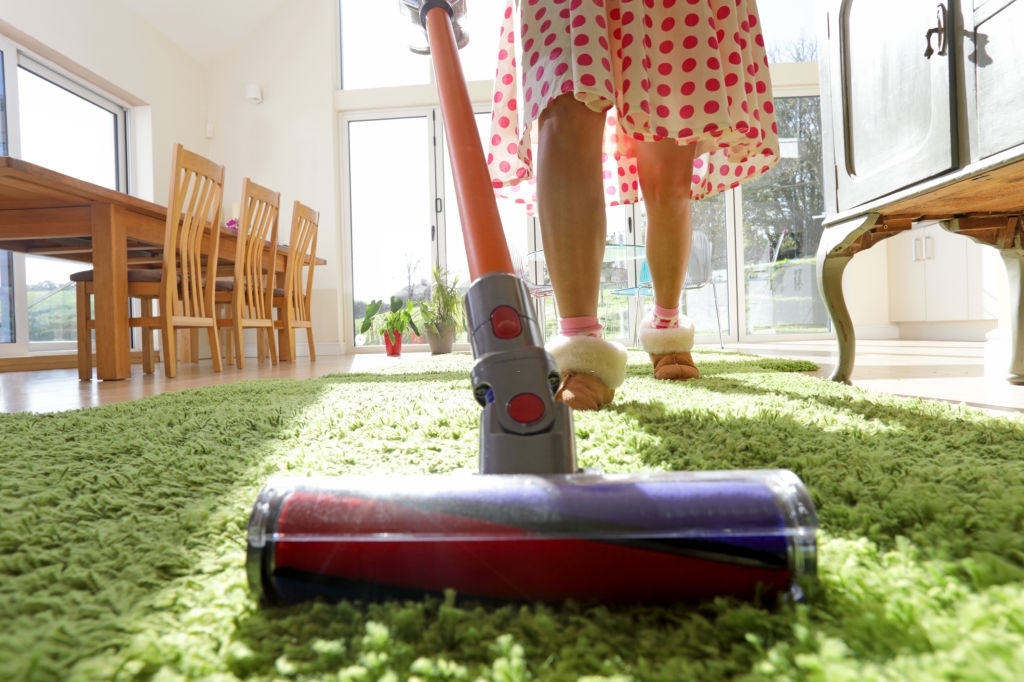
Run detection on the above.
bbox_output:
[634,139,700,381]
[536,94,607,318]
[537,94,627,409]
[634,139,696,309]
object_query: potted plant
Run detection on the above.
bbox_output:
[418,265,463,354]
[360,295,420,357]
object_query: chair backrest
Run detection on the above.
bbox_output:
[684,229,713,289]
[162,143,225,318]
[235,178,280,318]
[282,200,320,321]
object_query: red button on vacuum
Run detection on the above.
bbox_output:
[508,393,545,424]
[490,305,522,339]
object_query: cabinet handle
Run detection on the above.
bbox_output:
[923,3,948,58]
[924,236,934,260]
[913,237,923,261]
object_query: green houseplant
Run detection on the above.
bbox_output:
[417,265,463,355]
[360,295,420,356]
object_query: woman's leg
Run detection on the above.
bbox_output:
[537,94,627,408]
[634,139,701,380]
[634,138,696,310]
[536,93,607,318]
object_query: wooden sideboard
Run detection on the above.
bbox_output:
[816,0,1024,384]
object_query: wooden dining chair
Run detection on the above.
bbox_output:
[273,201,319,362]
[214,178,280,369]
[72,143,226,379]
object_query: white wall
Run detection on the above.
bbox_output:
[206,0,342,355]
[0,0,344,354]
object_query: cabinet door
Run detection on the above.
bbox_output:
[974,0,1024,158]
[824,0,957,210]
[887,224,974,322]
[887,229,929,323]
[922,225,970,321]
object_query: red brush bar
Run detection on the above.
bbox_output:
[246,471,818,605]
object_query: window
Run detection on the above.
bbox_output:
[337,2,826,349]
[0,48,10,345]
[760,0,818,64]
[346,108,530,349]
[739,96,827,335]
[0,43,129,356]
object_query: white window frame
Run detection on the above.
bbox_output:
[0,37,131,357]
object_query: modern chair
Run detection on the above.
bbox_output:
[610,259,653,346]
[610,229,724,348]
[273,201,319,362]
[73,143,226,379]
[215,178,280,369]
[683,229,724,349]
[510,247,558,337]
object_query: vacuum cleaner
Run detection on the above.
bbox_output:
[246,0,818,606]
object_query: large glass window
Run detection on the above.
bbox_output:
[338,2,826,349]
[0,46,128,356]
[18,64,122,346]
[759,0,817,63]
[0,48,11,345]
[739,96,826,335]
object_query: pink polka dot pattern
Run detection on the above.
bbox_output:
[487,0,779,213]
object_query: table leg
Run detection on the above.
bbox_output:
[1001,247,1024,383]
[816,213,881,384]
[90,202,131,380]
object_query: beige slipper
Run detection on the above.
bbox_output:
[546,334,628,410]
[638,314,700,381]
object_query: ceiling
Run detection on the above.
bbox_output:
[114,0,289,65]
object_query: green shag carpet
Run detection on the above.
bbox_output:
[2,350,1024,682]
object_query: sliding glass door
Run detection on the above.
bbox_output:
[347,109,533,349]
[348,114,434,346]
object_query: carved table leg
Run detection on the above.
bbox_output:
[816,213,882,384]
[1000,247,1024,384]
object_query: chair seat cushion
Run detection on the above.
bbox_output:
[70,269,164,283]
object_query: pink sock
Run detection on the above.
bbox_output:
[559,315,603,337]
[652,304,679,329]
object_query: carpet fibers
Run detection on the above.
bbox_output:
[2,350,1023,681]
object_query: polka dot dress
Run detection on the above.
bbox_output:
[487,0,780,213]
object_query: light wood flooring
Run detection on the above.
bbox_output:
[1,340,1022,418]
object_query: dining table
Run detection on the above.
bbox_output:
[0,156,318,380]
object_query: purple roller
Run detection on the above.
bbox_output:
[246,469,817,605]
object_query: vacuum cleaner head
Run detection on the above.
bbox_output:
[247,469,817,606]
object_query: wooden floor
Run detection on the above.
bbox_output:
[1,340,1022,417]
